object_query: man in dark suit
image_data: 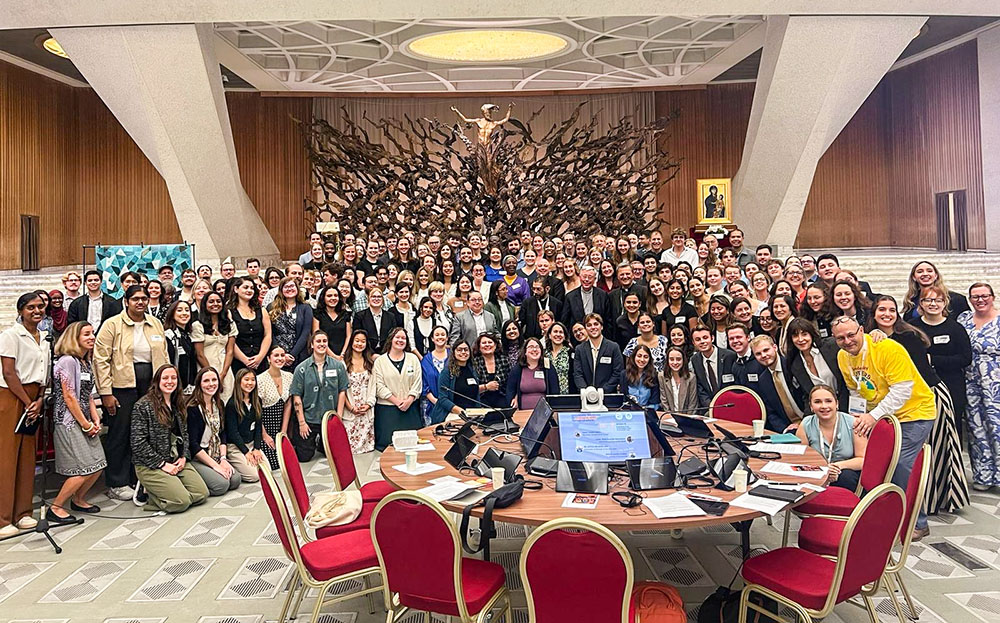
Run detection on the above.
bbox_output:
[744,334,804,433]
[562,265,613,338]
[519,279,563,339]
[608,262,648,322]
[572,314,623,394]
[66,269,122,330]
[535,258,564,301]
[690,325,737,407]
[353,288,399,352]
[726,323,755,384]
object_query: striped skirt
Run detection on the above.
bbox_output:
[925,382,970,515]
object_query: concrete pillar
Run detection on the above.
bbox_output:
[979,26,1000,252]
[51,24,280,266]
[733,15,926,254]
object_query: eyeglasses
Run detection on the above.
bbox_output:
[919,298,944,304]
[833,327,863,343]
[830,315,858,326]
[971,294,994,301]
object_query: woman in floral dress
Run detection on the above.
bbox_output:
[343,329,376,454]
[958,283,1000,490]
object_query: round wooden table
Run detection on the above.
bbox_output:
[381,412,828,557]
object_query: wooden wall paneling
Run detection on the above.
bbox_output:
[227,92,313,260]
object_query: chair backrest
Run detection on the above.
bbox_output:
[890,445,930,571]
[710,385,765,425]
[521,518,633,623]
[322,411,357,491]
[831,483,906,609]
[257,464,304,569]
[858,417,901,494]
[276,433,311,536]
[371,492,471,619]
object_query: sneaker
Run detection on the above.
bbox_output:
[0,524,19,538]
[133,484,148,507]
[16,516,37,530]
[106,485,135,501]
[911,526,931,542]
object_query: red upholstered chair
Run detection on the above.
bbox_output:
[257,464,381,623]
[797,445,930,623]
[740,483,906,623]
[780,416,901,546]
[520,517,635,623]
[276,433,374,541]
[371,491,510,623]
[710,385,765,425]
[322,411,395,503]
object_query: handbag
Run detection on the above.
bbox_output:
[460,477,525,561]
[631,581,686,623]
[304,490,363,528]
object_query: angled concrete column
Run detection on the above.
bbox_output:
[733,15,926,253]
[979,25,1000,252]
[51,24,280,266]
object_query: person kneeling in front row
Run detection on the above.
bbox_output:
[130,364,208,513]
[186,367,241,496]
[795,384,867,490]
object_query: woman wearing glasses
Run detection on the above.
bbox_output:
[958,283,1000,491]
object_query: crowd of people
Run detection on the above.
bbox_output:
[0,225,997,543]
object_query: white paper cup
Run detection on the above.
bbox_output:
[733,468,748,493]
[491,467,505,490]
[752,419,765,437]
[405,451,418,471]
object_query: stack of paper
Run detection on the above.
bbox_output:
[392,462,444,476]
[760,461,829,480]
[730,493,788,516]
[643,492,708,519]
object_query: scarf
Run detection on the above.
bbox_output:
[49,290,68,333]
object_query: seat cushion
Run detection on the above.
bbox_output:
[797,517,845,557]
[794,487,860,517]
[741,548,835,611]
[300,529,378,581]
[400,558,506,616]
[316,501,375,539]
[360,480,396,503]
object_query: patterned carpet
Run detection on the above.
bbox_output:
[5,452,1000,623]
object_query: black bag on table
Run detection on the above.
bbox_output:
[459,477,525,562]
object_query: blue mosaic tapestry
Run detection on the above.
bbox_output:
[94,244,194,297]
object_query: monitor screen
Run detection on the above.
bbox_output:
[558,411,652,462]
[520,398,554,459]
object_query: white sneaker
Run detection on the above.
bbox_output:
[16,516,37,530]
[107,485,135,501]
[0,524,19,538]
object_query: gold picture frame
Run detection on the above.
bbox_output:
[696,178,733,225]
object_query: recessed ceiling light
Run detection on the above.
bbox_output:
[404,30,570,63]
[41,36,68,58]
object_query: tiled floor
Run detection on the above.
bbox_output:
[5,451,1000,623]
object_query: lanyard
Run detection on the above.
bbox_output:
[819,420,839,463]
[846,336,869,388]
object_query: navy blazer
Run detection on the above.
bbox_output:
[571,339,624,394]
[562,287,614,338]
[505,363,561,408]
[743,359,802,433]
[691,347,738,408]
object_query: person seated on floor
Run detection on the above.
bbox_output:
[186,366,241,496]
[795,384,867,490]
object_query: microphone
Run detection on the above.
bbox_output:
[657,404,735,426]
[446,387,519,434]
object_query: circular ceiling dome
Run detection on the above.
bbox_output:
[403,30,572,64]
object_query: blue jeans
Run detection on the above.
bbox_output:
[890,418,934,530]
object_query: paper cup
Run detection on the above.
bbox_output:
[405,451,418,471]
[491,467,505,490]
[752,419,765,437]
[733,468,748,493]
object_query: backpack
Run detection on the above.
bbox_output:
[698,586,779,623]
[631,581,686,623]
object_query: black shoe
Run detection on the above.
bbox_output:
[70,501,101,514]
[133,484,148,507]
[45,509,78,525]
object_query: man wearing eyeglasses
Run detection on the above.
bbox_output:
[833,315,936,539]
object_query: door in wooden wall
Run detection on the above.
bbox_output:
[935,190,968,252]
[20,215,40,271]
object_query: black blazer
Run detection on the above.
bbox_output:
[66,293,121,329]
[355,308,400,352]
[614,314,639,351]
[544,276,566,303]
[186,404,228,460]
[519,295,564,339]
[785,337,848,413]
[691,347,738,407]
[608,284,648,324]
[744,358,802,433]
[561,287,614,338]
[572,339,624,394]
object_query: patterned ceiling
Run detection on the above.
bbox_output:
[214,16,764,92]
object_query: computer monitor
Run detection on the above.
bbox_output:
[520,397,554,460]
[557,411,653,462]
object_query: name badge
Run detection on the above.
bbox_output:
[325,369,338,378]
[933,335,950,344]
[80,372,92,382]
[534,371,545,379]
[599,356,612,364]
[150,334,163,342]
[454,301,464,308]
[467,378,477,385]
[675,316,685,323]
[511,283,521,290]
[177,346,186,355]
[722,374,734,383]
[819,329,829,338]
[849,395,867,415]
[747,373,759,382]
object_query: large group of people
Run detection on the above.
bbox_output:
[0,224,997,543]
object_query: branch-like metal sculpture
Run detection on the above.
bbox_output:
[299,103,680,238]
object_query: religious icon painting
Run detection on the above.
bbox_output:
[696,178,733,225]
